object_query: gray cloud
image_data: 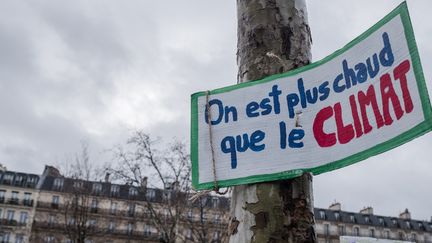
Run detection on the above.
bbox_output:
[0,0,430,221]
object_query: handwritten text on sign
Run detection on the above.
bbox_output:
[190,3,432,190]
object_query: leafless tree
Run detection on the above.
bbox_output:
[108,130,225,243]
[59,142,104,243]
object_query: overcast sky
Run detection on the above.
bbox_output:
[0,1,431,220]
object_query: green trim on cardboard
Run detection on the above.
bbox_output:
[191,1,432,190]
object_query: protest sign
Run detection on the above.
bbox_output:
[191,2,432,190]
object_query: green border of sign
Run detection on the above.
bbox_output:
[191,1,432,190]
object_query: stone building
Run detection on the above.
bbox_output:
[315,202,432,243]
[0,170,40,243]
[0,166,228,243]
[1,166,431,243]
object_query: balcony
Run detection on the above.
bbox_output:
[0,198,34,207]
[0,219,26,227]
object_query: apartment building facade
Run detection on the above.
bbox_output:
[30,166,229,243]
[0,169,40,243]
[315,203,432,243]
[1,166,431,243]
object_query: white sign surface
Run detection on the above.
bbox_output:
[191,3,431,190]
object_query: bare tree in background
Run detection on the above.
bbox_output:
[60,143,104,243]
[109,130,226,243]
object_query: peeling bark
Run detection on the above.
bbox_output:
[229,0,315,242]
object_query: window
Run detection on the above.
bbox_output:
[87,219,96,228]
[399,232,405,240]
[364,216,370,223]
[369,228,375,238]
[67,217,76,226]
[384,230,390,239]
[90,199,98,213]
[350,215,355,223]
[73,180,83,189]
[0,190,5,201]
[0,209,2,218]
[127,203,135,217]
[187,210,193,220]
[45,236,55,243]
[48,214,55,225]
[7,210,15,221]
[129,187,138,197]
[19,211,28,224]
[144,225,151,236]
[108,221,116,232]
[52,195,60,208]
[186,229,192,240]
[334,212,340,220]
[213,231,220,240]
[353,227,359,236]
[338,225,345,235]
[214,214,221,224]
[27,176,38,186]
[110,185,119,197]
[53,178,64,190]
[2,232,10,242]
[163,208,169,218]
[411,233,416,241]
[127,223,133,235]
[23,192,32,206]
[212,197,219,208]
[92,183,102,194]
[405,221,410,228]
[15,234,24,243]
[319,210,325,219]
[378,217,384,225]
[110,202,118,215]
[324,224,329,236]
[14,175,23,186]
[146,189,155,199]
[3,173,13,184]
[11,191,19,204]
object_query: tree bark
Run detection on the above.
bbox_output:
[229,1,315,242]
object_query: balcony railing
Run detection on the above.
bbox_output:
[0,198,34,207]
[0,219,26,227]
[32,221,159,240]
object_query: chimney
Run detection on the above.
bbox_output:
[104,172,111,183]
[43,165,61,177]
[141,177,148,189]
[399,208,411,220]
[360,206,374,215]
[329,202,341,211]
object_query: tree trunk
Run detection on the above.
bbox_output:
[229,1,315,242]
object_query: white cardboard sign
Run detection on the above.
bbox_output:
[191,3,431,190]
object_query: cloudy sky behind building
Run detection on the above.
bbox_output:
[0,1,431,220]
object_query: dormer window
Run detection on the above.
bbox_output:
[73,180,83,189]
[110,185,119,197]
[15,175,23,186]
[334,212,340,220]
[27,176,38,186]
[379,217,384,225]
[212,197,219,208]
[146,189,155,200]
[319,210,325,219]
[129,187,138,197]
[350,215,355,223]
[92,183,102,194]
[3,174,13,184]
[364,216,370,223]
[405,221,410,228]
[53,178,64,190]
